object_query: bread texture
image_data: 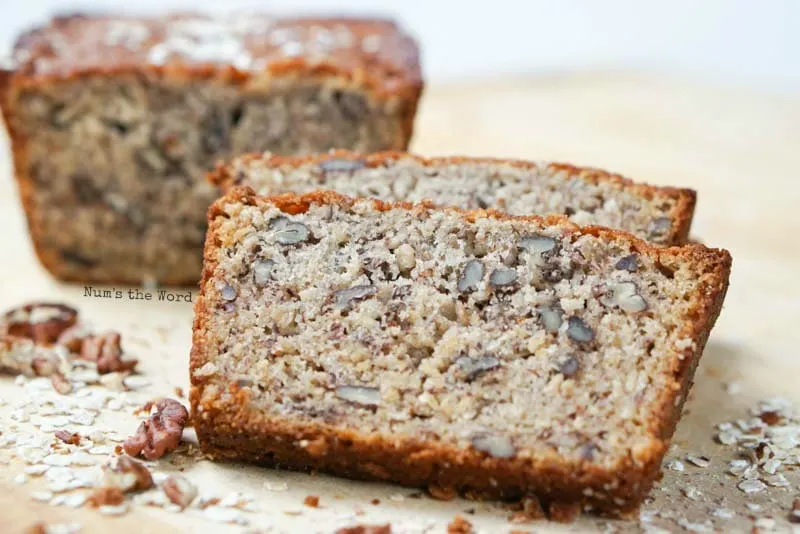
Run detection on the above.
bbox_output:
[211,150,696,246]
[0,14,422,285]
[190,187,730,517]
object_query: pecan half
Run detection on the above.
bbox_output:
[123,398,188,460]
[2,303,77,345]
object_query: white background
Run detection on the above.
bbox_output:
[1,0,799,92]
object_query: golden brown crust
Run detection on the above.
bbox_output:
[10,13,422,102]
[209,150,696,246]
[191,188,731,517]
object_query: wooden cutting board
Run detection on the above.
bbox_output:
[2,73,799,533]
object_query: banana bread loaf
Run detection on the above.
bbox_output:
[190,188,730,517]
[0,14,421,285]
[211,151,696,246]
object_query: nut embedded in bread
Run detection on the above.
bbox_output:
[211,150,696,246]
[0,14,422,285]
[190,188,731,517]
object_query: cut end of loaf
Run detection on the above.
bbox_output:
[191,188,730,516]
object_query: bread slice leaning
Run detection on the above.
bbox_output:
[191,187,730,517]
[210,150,697,246]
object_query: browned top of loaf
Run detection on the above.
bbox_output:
[210,150,697,245]
[5,13,421,99]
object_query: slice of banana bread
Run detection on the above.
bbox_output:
[0,14,421,285]
[190,188,730,517]
[210,151,696,245]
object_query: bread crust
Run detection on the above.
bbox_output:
[10,13,422,102]
[190,187,731,517]
[209,150,697,246]
[2,14,422,285]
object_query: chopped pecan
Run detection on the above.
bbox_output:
[335,525,391,534]
[162,474,198,509]
[55,325,87,353]
[54,430,81,445]
[80,332,137,374]
[50,372,73,394]
[102,456,153,492]
[2,303,77,345]
[304,495,320,508]
[87,486,125,507]
[123,398,188,460]
[447,515,473,533]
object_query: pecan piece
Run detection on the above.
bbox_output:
[3,303,77,345]
[102,456,154,492]
[87,486,126,507]
[50,372,73,395]
[80,332,137,374]
[123,398,189,460]
[54,430,81,445]
[447,515,473,534]
[162,474,198,509]
[335,525,391,534]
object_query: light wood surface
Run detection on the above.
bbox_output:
[1,73,799,533]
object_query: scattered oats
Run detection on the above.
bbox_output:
[13,473,28,485]
[45,466,74,482]
[739,479,767,494]
[134,489,170,507]
[14,375,27,386]
[712,507,735,519]
[123,375,150,390]
[389,493,405,502]
[15,447,42,465]
[31,490,54,502]
[728,459,750,475]
[765,473,790,487]
[676,519,713,532]
[686,454,711,468]
[717,430,739,445]
[639,510,657,522]
[59,493,87,508]
[754,517,777,530]
[50,494,68,506]
[642,526,672,534]
[68,410,96,426]
[43,454,73,467]
[683,486,702,501]
[98,503,129,516]
[747,503,763,512]
[88,445,115,455]
[99,372,127,391]
[204,506,249,524]
[68,369,100,384]
[264,481,288,492]
[665,459,685,472]
[46,523,82,534]
[725,381,742,395]
[88,430,106,443]
[24,464,49,476]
